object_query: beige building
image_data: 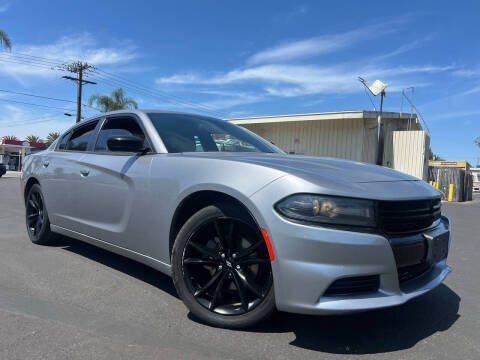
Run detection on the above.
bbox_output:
[227,110,430,180]
[471,168,480,192]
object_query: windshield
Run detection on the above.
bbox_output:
[148,113,281,154]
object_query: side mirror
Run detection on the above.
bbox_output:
[106,136,145,153]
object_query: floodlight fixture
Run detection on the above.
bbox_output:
[368,80,388,96]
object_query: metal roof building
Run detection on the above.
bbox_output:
[227,110,430,180]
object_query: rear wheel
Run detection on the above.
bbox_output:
[172,203,275,329]
[25,184,56,245]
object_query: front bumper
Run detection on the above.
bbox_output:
[263,210,451,315]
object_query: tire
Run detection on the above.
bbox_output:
[25,183,57,245]
[172,202,275,329]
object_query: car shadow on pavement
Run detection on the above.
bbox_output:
[50,235,179,299]
[49,236,460,355]
[249,284,460,355]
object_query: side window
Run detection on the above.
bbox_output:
[94,117,148,152]
[66,121,98,152]
[57,132,70,150]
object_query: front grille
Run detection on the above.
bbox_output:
[324,275,380,296]
[378,198,441,234]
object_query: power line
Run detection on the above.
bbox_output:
[0,57,59,70]
[0,89,101,111]
[89,70,226,118]
[88,71,217,116]
[92,68,227,117]
[0,98,76,111]
[0,55,60,68]
[1,50,228,118]
[0,51,65,66]
[0,117,60,128]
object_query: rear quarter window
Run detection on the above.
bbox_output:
[65,121,98,151]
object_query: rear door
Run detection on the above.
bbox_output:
[72,115,154,252]
[41,119,101,230]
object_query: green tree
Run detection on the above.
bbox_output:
[3,135,18,140]
[46,132,61,146]
[25,135,44,143]
[475,136,480,148]
[432,153,445,161]
[0,30,11,50]
[88,88,138,112]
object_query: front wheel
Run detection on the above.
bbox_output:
[172,203,275,329]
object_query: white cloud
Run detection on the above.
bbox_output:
[0,33,138,79]
[247,17,409,65]
[200,91,266,110]
[452,68,480,77]
[430,109,480,121]
[155,14,454,110]
[0,1,10,12]
[157,63,453,98]
[376,34,436,61]
[460,84,480,95]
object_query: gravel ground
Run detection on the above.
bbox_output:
[1,177,479,360]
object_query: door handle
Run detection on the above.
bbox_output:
[80,169,90,177]
[43,161,49,168]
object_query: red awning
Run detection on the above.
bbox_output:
[1,139,46,148]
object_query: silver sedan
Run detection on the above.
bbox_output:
[21,110,451,328]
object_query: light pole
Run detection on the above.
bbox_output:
[64,113,84,120]
[358,77,387,166]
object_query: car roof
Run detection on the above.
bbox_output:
[82,109,221,121]
[62,110,223,138]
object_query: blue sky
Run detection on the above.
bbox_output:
[0,0,479,163]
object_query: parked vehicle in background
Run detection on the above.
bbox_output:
[0,164,6,177]
[21,110,452,328]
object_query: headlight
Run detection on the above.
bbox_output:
[275,194,376,227]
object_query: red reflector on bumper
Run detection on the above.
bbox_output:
[261,228,275,262]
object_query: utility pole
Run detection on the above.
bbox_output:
[61,62,96,123]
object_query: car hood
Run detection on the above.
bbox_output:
[179,152,419,184]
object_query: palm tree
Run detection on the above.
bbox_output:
[432,154,445,161]
[0,30,11,50]
[475,136,480,148]
[88,88,138,112]
[25,135,44,143]
[46,132,61,146]
[3,135,18,140]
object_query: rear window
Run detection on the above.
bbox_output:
[57,132,70,150]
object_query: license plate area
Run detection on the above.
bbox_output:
[390,227,450,284]
[426,231,449,264]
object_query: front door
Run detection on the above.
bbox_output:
[72,115,153,253]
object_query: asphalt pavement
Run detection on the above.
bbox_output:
[1,176,479,360]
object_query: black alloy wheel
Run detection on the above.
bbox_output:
[25,184,56,245]
[26,187,45,238]
[172,203,275,328]
[183,217,272,315]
